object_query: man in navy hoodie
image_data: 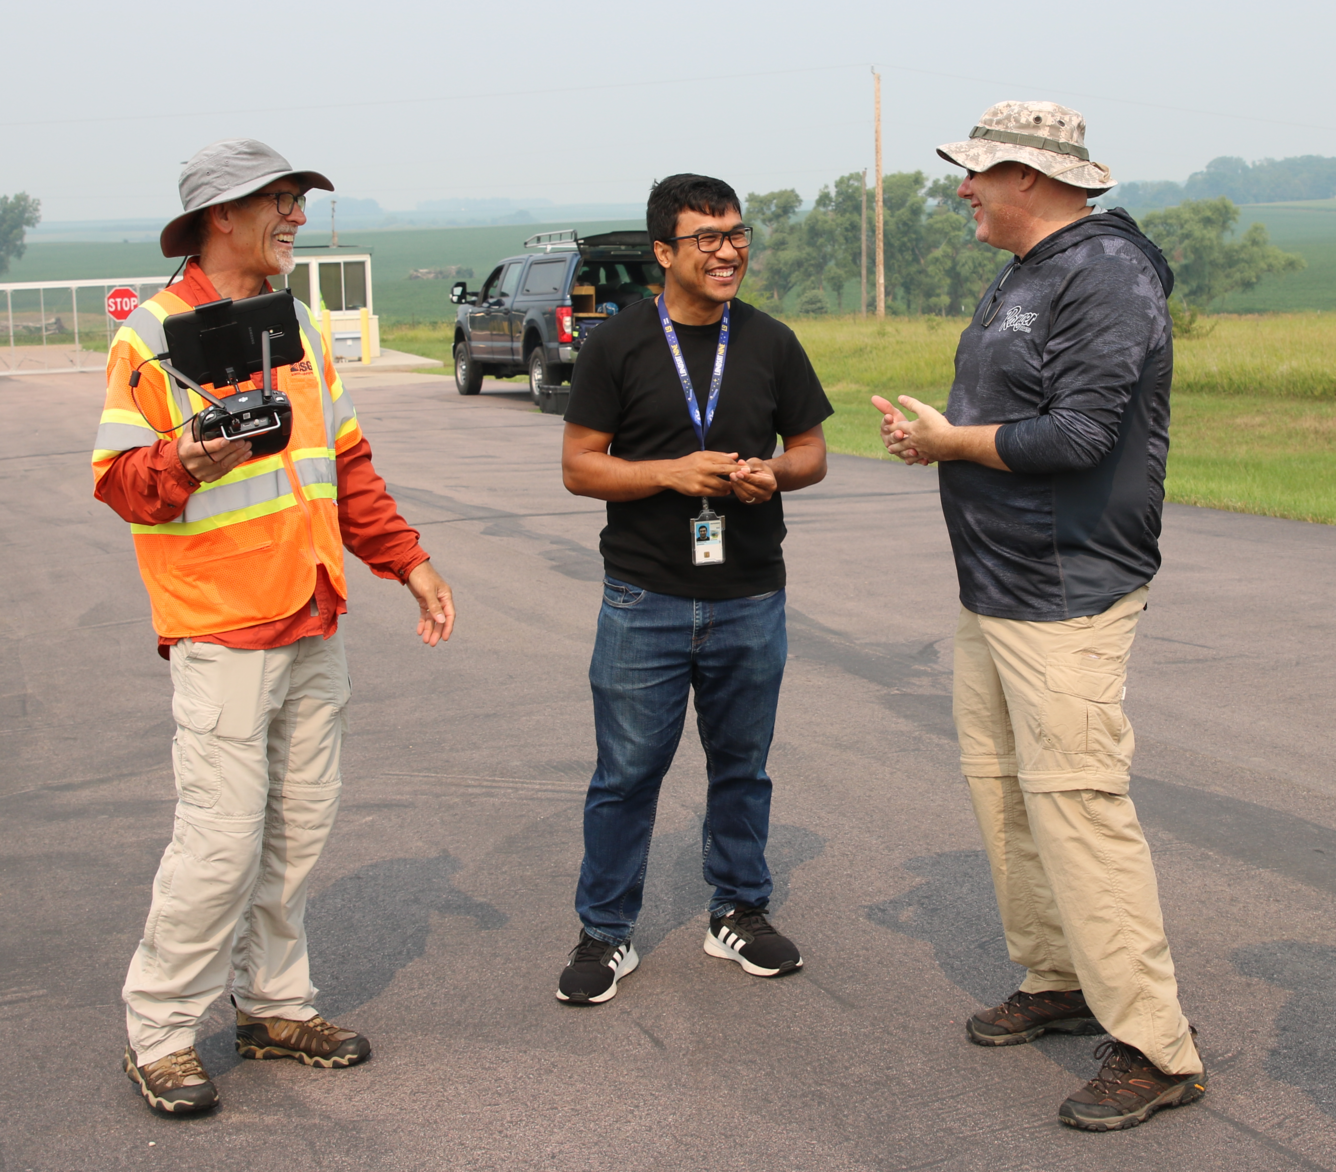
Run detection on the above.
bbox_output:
[876,102,1206,1132]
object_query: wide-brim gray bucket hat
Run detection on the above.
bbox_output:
[160,138,334,258]
[937,101,1115,195]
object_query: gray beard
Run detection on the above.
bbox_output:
[275,251,297,276]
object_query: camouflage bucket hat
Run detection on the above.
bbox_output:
[937,101,1115,194]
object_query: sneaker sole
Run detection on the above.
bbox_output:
[123,1049,219,1115]
[967,1015,1107,1047]
[704,931,803,977]
[555,946,640,1005]
[1059,1073,1208,1132]
[235,1040,369,1068]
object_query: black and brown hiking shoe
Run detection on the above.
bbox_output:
[1059,1038,1207,1131]
[124,1045,219,1115]
[967,988,1106,1046]
[234,1001,370,1068]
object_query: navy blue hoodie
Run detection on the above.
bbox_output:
[938,208,1175,621]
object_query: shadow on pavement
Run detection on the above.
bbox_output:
[196,850,505,1074]
[634,820,824,957]
[865,851,1108,1075]
[1232,941,1336,1119]
[865,850,1021,1005]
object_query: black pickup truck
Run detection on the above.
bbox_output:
[449,229,663,402]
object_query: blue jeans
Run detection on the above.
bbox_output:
[575,576,788,945]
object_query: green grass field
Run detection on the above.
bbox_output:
[776,314,1336,524]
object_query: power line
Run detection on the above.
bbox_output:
[2,60,1334,135]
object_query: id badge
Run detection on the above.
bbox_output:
[692,510,725,566]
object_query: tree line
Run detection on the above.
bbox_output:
[1117,155,1336,209]
[742,172,997,318]
[740,172,1305,317]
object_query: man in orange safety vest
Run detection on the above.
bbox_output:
[93,139,455,1115]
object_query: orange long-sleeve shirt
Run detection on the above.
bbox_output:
[94,261,429,658]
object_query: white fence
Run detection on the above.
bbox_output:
[0,276,172,377]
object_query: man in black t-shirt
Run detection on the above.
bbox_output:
[556,174,832,1004]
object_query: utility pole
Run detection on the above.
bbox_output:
[860,167,868,318]
[874,69,885,318]
[330,199,339,248]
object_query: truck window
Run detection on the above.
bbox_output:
[479,266,503,300]
[522,259,568,296]
[575,260,665,309]
[498,263,522,300]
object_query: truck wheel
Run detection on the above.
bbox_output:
[455,342,483,395]
[528,348,551,406]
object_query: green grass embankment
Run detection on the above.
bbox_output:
[783,314,1336,525]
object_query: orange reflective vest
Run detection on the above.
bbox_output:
[93,285,362,638]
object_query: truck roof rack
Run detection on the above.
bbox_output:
[523,229,579,252]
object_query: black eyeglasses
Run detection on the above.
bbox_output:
[251,192,307,216]
[661,226,753,253]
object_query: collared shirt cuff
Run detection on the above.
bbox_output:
[161,439,200,504]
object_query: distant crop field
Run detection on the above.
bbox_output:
[4,220,645,326]
[8,202,1333,319]
[1121,201,1336,314]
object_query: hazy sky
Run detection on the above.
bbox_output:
[6,0,1334,223]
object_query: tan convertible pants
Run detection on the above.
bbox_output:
[953,588,1201,1076]
[123,632,350,1065]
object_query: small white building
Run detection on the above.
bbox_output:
[271,250,381,360]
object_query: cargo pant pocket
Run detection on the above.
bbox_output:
[171,692,224,808]
[1042,656,1126,758]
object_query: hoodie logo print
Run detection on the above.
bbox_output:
[1001,306,1038,334]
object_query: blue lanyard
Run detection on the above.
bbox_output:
[657,294,729,449]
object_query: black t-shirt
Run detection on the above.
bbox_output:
[564,297,832,599]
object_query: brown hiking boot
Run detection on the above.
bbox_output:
[967,988,1107,1046]
[1059,1038,1207,1131]
[123,1045,219,1115]
[234,1001,370,1068]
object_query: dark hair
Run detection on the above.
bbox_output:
[647,174,742,244]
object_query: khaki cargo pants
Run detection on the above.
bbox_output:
[123,632,350,1066]
[954,587,1201,1076]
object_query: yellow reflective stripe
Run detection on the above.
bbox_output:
[115,326,159,364]
[93,448,128,463]
[303,482,338,502]
[290,446,336,462]
[131,492,297,536]
[328,369,347,401]
[335,416,359,441]
[100,406,152,428]
[142,300,170,324]
[193,453,286,494]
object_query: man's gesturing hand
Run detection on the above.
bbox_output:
[407,561,456,647]
[872,395,929,465]
[177,429,253,482]
[871,394,1009,471]
[729,457,778,504]
[664,449,746,497]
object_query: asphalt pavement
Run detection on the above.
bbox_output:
[2,368,1335,1172]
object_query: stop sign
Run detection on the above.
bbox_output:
[106,287,139,321]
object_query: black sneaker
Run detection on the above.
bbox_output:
[1059,1038,1208,1131]
[556,930,639,1004]
[123,1044,219,1115]
[967,988,1106,1046]
[705,905,803,977]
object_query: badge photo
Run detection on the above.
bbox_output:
[692,515,725,566]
